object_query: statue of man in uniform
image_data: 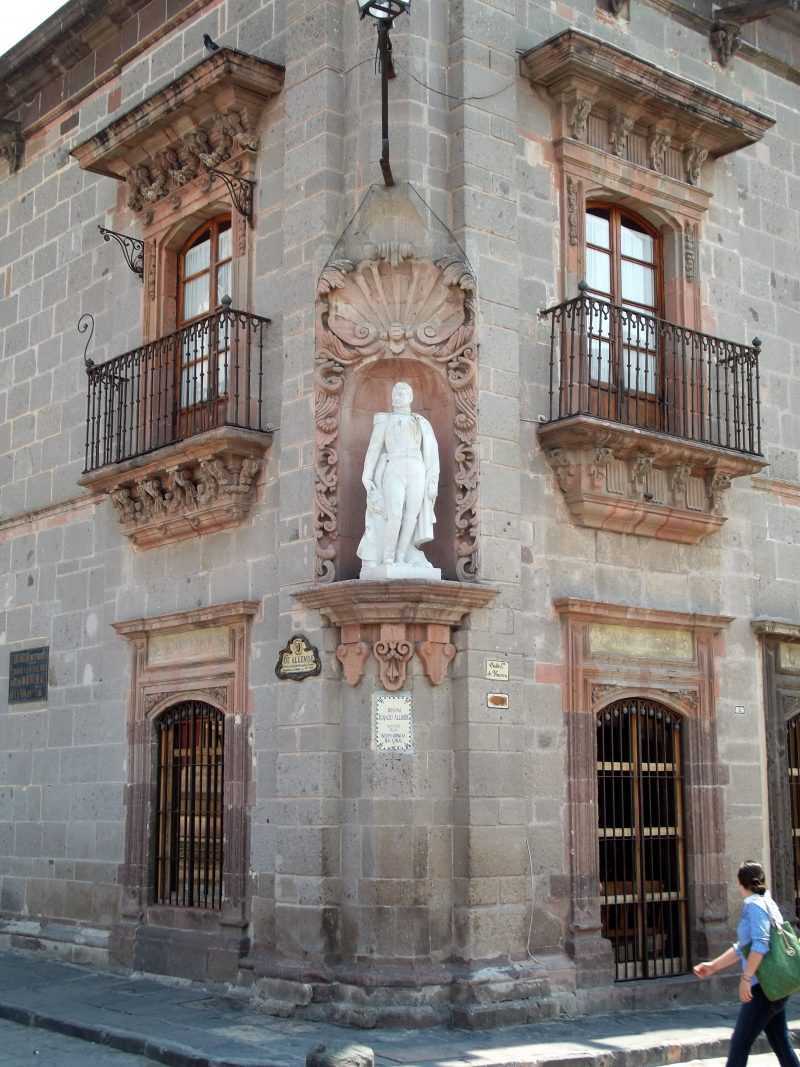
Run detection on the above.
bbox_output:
[357,381,441,580]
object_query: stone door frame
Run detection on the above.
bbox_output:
[112,601,259,930]
[753,621,800,922]
[555,598,733,985]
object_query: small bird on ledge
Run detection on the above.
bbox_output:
[203,33,220,52]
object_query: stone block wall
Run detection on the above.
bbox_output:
[0,0,797,1021]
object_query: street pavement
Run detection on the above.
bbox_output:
[0,1017,153,1065]
[0,949,798,1067]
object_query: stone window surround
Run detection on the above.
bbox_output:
[111,601,259,936]
[753,620,800,923]
[554,598,733,985]
[71,50,284,548]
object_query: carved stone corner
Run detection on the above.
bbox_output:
[539,415,766,544]
[79,426,272,549]
[294,580,497,691]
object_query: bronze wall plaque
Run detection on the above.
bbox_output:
[8,646,49,704]
[275,634,321,680]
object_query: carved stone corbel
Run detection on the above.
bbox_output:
[685,146,709,186]
[0,120,23,173]
[707,470,733,515]
[569,97,594,141]
[647,130,672,173]
[295,581,497,693]
[710,21,741,67]
[589,447,613,489]
[630,453,654,497]
[609,112,634,157]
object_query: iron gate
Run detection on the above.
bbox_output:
[154,701,225,909]
[597,699,688,980]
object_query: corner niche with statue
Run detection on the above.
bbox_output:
[295,185,496,691]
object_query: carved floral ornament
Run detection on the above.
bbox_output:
[314,253,479,583]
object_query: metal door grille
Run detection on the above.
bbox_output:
[154,701,224,909]
[597,699,688,980]
[788,715,800,919]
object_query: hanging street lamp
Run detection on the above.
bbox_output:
[357,0,411,187]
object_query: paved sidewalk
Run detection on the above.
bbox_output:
[0,949,798,1067]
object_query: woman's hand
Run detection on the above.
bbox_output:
[693,962,714,979]
[739,977,753,1003]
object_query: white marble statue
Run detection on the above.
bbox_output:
[358,381,441,580]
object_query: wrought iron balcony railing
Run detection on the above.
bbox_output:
[539,292,762,457]
[83,300,271,473]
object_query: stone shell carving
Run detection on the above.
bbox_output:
[126,108,258,214]
[315,254,479,583]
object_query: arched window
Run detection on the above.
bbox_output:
[584,205,662,426]
[788,714,800,919]
[176,216,232,411]
[597,698,688,980]
[154,701,225,909]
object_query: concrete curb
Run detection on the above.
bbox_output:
[0,999,285,1067]
[0,989,799,1067]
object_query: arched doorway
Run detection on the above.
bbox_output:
[596,698,688,979]
[154,701,225,910]
[787,713,800,919]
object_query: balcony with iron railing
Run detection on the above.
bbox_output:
[537,289,766,544]
[79,300,273,548]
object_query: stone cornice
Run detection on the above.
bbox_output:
[71,48,284,180]
[113,601,260,639]
[294,580,498,628]
[752,620,800,641]
[521,29,774,159]
[554,598,734,630]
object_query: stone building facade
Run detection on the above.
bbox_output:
[0,0,798,1030]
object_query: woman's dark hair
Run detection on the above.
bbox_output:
[738,861,767,896]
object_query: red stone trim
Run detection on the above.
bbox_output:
[295,580,496,690]
[0,494,99,543]
[554,598,732,984]
[751,477,800,507]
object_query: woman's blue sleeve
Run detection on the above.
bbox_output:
[749,904,772,955]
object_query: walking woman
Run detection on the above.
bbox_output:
[694,861,800,1067]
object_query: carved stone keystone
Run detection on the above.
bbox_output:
[294,580,497,691]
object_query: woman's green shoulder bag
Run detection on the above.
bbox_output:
[743,919,800,1001]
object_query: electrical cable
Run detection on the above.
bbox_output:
[394,61,515,103]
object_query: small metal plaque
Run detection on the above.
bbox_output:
[372,692,414,753]
[275,634,321,681]
[486,659,509,681]
[487,692,510,710]
[8,647,49,704]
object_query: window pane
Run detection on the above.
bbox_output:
[217,261,231,304]
[589,339,611,383]
[621,220,655,262]
[586,209,610,249]
[181,359,211,405]
[183,274,210,321]
[623,349,657,394]
[218,223,232,262]
[184,234,211,277]
[586,247,611,294]
[621,305,656,347]
[621,260,654,305]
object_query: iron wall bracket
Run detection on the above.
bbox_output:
[99,226,145,279]
[208,168,255,225]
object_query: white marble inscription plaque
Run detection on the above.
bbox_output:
[486,659,509,681]
[371,692,414,753]
[148,626,231,667]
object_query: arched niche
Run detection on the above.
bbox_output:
[338,356,456,580]
[314,253,478,584]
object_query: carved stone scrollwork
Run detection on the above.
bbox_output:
[125,109,258,216]
[373,635,415,691]
[630,453,654,497]
[87,431,270,549]
[569,97,593,141]
[685,146,709,187]
[295,581,497,692]
[589,447,613,489]
[609,112,634,158]
[647,130,672,173]
[710,21,741,67]
[707,470,733,515]
[566,176,580,246]
[315,253,479,583]
[684,224,698,283]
